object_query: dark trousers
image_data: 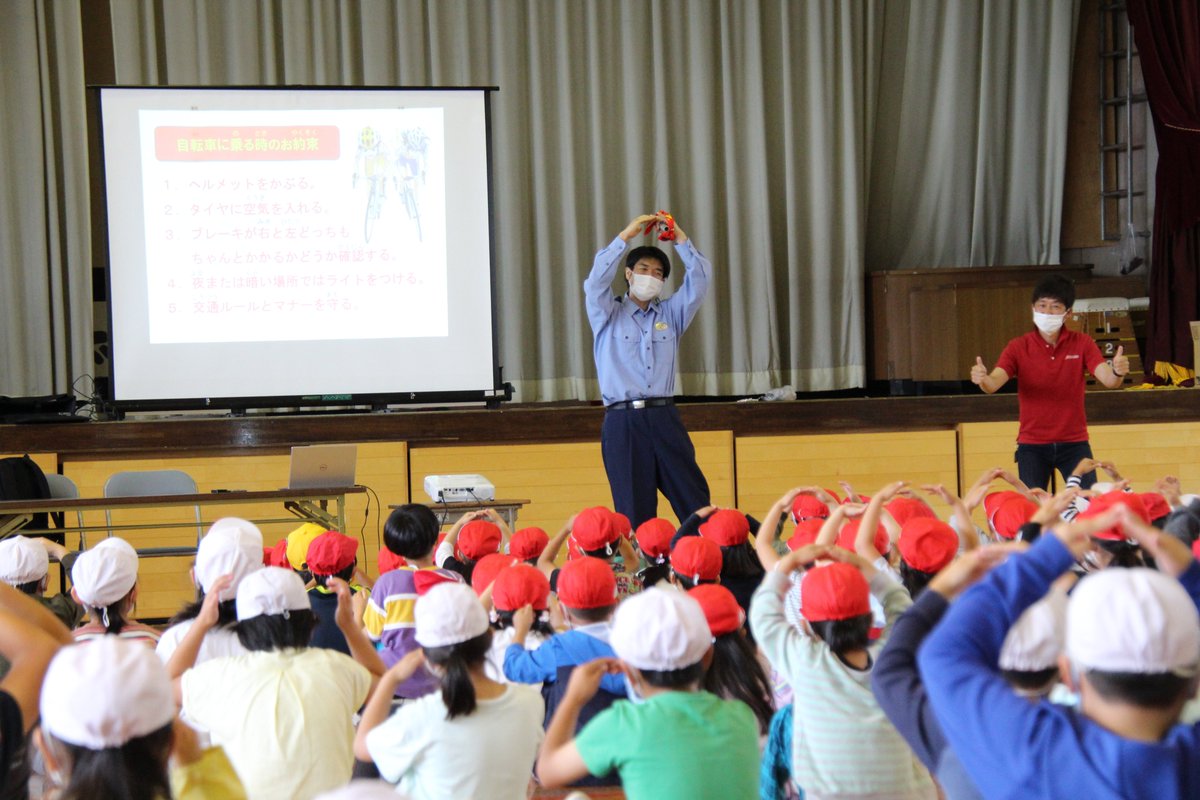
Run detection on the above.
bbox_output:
[601,404,711,529]
[1015,441,1096,492]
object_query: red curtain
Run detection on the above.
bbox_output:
[1126,0,1200,378]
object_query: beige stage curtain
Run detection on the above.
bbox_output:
[0,0,1078,402]
[0,0,92,398]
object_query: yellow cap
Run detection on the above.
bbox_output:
[286,522,327,571]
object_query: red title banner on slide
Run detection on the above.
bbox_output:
[155,126,341,161]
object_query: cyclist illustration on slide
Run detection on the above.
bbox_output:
[352,126,389,243]
[352,125,431,244]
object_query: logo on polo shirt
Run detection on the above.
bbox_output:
[1065,354,1080,360]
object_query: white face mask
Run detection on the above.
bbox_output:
[629,274,664,302]
[1033,311,1066,334]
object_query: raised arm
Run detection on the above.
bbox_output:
[537,514,575,578]
[857,482,906,561]
[582,216,656,330]
[329,577,387,682]
[970,356,1010,394]
[756,489,808,571]
[0,584,70,733]
[922,484,979,552]
[1091,345,1129,389]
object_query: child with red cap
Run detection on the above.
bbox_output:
[668,535,723,589]
[435,509,509,584]
[750,542,936,799]
[483,563,553,683]
[305,530,371,656]
[689,583,775,735]
[537,586,760,797]
[632,517,676,586]
[671,506,765,618]
[508,526,550,565]
[538,507,642,598]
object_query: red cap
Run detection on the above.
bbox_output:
[837,518,890,556]
[508,527,549,561]
[670,536,723,583]
[991,495,1038,540]
[263,539,290,569]
[611,512,633,540]
[885,497,937,527]
[699,509,751,547]
[377,547,406,575]
[801,563,871,622]
[688,583,745,636]
[1138,492,1171,522]
[787,518,826,551]
[305,532,359,576]
[572,507,618,552]
[1192,539,1200,560]
[457,520,502,561]
[556,556,618,609]
[790,495,830,522]
[413,568,464,595]
[635,518,676,560]
[1078,491,1150,541]
[566,537,584,561]
[492,563,550,611]
[984,491,1024,534]
[898,518,958,573]
[471,553,518,594]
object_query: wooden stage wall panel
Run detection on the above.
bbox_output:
[734,431,960,521]
[408,431,735,536]
[1086,423,1200,491]
[59,442,408,619]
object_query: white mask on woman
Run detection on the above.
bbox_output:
[629,274,664,302]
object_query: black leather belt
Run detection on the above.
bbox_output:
[606,397,674,411]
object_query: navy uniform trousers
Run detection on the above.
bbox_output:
[600,403,710,529]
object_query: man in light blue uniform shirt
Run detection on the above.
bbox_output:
[584,213,712,529]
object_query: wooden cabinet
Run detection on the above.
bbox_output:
[866,266,1146,383]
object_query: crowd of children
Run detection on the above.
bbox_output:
[1,463,1200,799]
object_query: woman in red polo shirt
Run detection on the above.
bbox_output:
[970,275,1130,490]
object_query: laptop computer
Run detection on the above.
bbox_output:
[288,444,358,490]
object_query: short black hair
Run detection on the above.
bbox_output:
[720,542,764,581]
[15,579,40,595]
[563,602,617,624]
[899,560,936,599]
[670,571,717,590]
[639,661,704,689]
[314,560,356,584]
[384,504,440,560]
[625,246,671,281]
[809,612,873,655]
[1086,669,1193,709]
[1031,274,1075,308]
[235,609,317,651]
[1001,667,1059,694]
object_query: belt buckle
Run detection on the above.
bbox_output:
[632,399,646,410]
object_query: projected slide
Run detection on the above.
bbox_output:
[140,108,447,344]
[99,88,496,405]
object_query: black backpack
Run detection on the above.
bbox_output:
[0,455,55,530]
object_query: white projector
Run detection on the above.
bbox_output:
[423,474,496,504]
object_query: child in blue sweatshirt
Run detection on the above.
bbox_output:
[919,504,1200,800]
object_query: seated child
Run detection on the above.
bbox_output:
[70,537,160,646]
[355,582,544,799]
[689,583,775,736]
[540,508,641,598]
[306,531,369,656]
[633,517,675,587]
[363,504,443,699]
[508,526,549,565]
[672,507,765,616]
[156,518,264,665]
[171,567,381,800]
[668,535,722,589]
[36,637,244,799]
[918,503,1200,799]
[436,511,508,584]
[285,522,327,584]
[750,544,936,799]
[536,586,760,798]
[0,535,83,630]
[484,563,552,683]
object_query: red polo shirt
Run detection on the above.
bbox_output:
[995,329,1105,444]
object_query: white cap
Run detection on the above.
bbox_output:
[235,566,310,620]
[41,636,175,748]
[72,538,139,608]
[610,586,711,671]
[1067,568,1200,676]
[414,582,488,648]
[314,780,407,800]
[196,518,264,602]
[999,588,1067,671]
[0,536,49,585]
